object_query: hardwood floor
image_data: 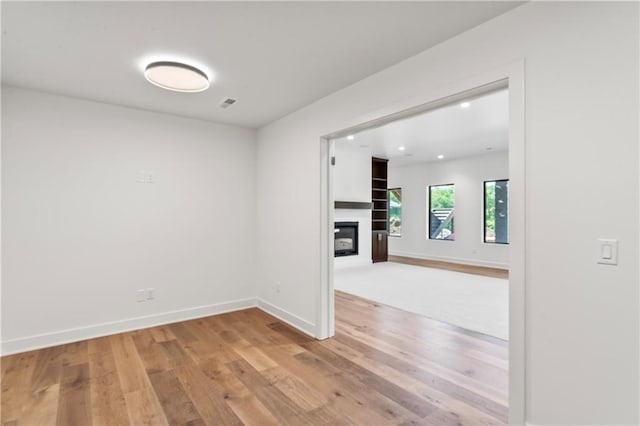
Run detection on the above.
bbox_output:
[388,255,509,279]
[1,292,508,425]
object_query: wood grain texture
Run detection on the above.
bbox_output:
[1,291,507,425]
[388,255,509,279]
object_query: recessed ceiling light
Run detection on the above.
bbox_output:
[460,102,471,108]
[347,135,355,140]
[437,154,444,159]
[398,146,406,151]
[144,61,210,92]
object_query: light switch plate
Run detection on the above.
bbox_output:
[597,238,618,265]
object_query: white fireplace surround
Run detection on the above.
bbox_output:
[334,208,372,268]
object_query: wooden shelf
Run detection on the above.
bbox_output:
[371,157,388,262]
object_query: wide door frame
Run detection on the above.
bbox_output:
[319,61,526,425]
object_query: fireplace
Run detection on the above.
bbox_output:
[334,222,359,257]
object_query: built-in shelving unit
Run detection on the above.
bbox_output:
[371,157,388,263]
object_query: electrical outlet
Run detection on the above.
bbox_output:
[146,288,155,300]
[136,289,146,302]
[275,282,281,293]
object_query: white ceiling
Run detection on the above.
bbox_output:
[1,1,522,129]
[335,88,508,166]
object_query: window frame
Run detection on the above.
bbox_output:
[387,187,402,237]
[483,179,509,245]
[428,183,455,241]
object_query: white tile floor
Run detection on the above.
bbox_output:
[335,261,509,340]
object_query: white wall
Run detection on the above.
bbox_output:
[1,86,257,354]
[388,151,509,268]
[256,3,639,425]
[333,141,371,202]
[333,141,372,267]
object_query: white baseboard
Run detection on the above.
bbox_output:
[389,250,509,270]
[256,298,317,337]
[2,296,320,356]
[1,298,256,356]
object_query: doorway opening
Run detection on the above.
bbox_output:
[319,66,525,424]
[335,86,509,338]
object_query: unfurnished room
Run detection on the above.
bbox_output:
[1,2,639,426]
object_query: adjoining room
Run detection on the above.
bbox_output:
[331,88,510,421]
[333,88,509,340]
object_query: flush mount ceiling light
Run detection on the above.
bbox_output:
[347,135,355,140]
[460,101,471,108]
[437,154,445,159]
[144,61,210,92]
[398,146,406,151]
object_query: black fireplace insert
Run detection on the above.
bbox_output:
[334,222,359,257]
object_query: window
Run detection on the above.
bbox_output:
[484,179,509,244]
[388,188,401,237]
[428,184,455,240]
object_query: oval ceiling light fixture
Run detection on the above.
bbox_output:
[437,154,445,159]
[144,61,210,93]
[347,135,355,140]
[460,101,471,108]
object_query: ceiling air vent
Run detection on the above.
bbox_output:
[219,98,237,109]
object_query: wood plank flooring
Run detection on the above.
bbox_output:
[388,255,509,279]
[1,292,508,425]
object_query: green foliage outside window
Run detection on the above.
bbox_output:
[430,185,454,209]
[484,180,509,244]
[388,188,401,236]
[429,184,455,240]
